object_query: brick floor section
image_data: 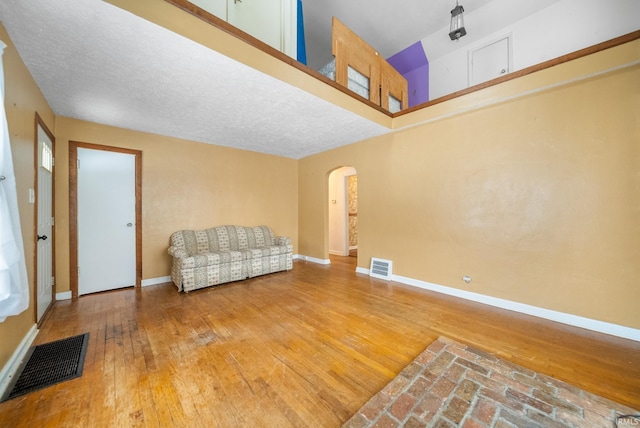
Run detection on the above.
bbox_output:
[342,336,639,428]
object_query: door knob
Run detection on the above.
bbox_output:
[37,235,48,241]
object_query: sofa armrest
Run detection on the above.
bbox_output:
[274,236,291,246]
[168,246,189,259]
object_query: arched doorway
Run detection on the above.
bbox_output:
[328,166,358,261]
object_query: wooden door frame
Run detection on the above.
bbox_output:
[69,141,142,299]
[34,113,56,325]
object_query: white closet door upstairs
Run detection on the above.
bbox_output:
[188,0,297,58]
[228,0,282,51]
[190,0,227,19]
[469,36,511,87]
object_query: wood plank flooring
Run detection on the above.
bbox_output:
[1,256,638,427]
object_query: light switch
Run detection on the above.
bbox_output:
[29,188,35,204]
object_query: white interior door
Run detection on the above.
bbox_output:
[36,124,53,321]
[77,148,136,295]
[189,0,227,19]
[228,0,282,51]
[469,36,510,86]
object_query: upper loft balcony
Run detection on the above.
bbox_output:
[118,0,640,121]
[1,0,638,158]
[167,0,640,117]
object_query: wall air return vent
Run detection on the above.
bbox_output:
[370,258,393,280]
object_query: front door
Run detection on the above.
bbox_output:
[77,147,137,295]
[36,118,54,322]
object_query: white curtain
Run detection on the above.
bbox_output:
[0,40,29,322]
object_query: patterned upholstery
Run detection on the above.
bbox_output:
[168,225,293,292]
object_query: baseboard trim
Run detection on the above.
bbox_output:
[141,276,172,287]
[358,267,639,342]
[329,250,349,256]
[294,254,331,265]
[0,324,38,398]
[56,290,72,300]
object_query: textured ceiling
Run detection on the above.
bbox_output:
[0,0,391,159]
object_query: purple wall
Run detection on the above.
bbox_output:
[387,41,429,107]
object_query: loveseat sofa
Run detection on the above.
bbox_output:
[168,225,293,292]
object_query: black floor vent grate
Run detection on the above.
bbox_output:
[1,333,89,402]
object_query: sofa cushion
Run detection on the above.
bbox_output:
[245,245,290,259]
[180,251,244,269]
[171,225,276,256]
[171,229,206,257]
[206,225,274,251]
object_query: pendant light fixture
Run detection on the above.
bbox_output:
[449,1,467,41]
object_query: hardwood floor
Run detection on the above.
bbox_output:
[1,256,638,427]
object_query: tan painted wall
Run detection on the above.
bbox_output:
[54,118,298,291]
[0,24,55,370]
[299,49,640,329]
